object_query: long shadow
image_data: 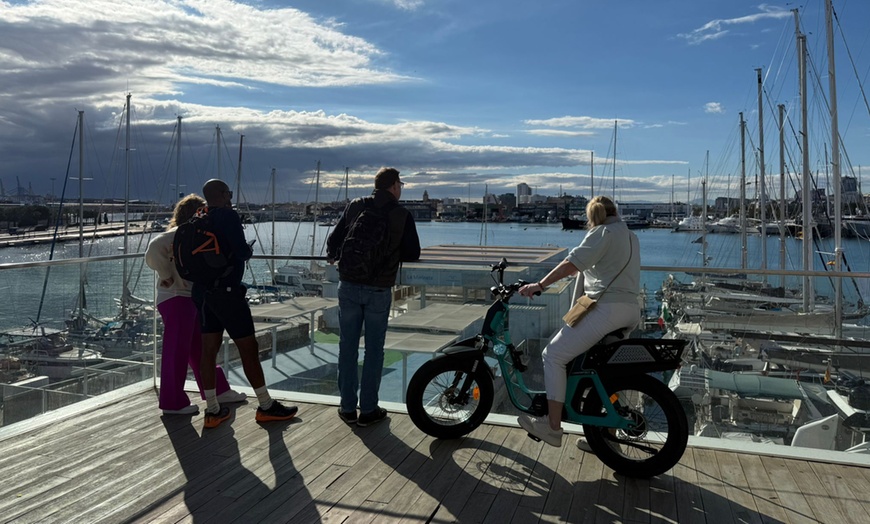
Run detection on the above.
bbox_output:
[137,404,318,523]
[348,419,799,522]
[346,418,567,521]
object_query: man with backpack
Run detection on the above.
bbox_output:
[192,179,298,429]
[326,167,420,427]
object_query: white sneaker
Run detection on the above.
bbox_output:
[216,390,247,403]
[576,438,593,452]
[163,404,199,415]
[517,413,563,447]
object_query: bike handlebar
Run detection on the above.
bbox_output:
[490,258,540,300]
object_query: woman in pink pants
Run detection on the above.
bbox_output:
[145,194,246,415]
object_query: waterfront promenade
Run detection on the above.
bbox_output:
[2,385,869,523]
[0,221,152,249]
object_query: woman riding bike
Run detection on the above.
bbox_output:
[517,195,642,447]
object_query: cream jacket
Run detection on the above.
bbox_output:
[144,228,193,306]
[565,216,640,305]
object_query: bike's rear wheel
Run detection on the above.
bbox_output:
[406,357,494,439]
[581,374,688,478]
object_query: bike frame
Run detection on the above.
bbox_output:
[483,300,637,431]
[472,261,638,431]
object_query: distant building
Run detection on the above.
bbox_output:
[517,183,532,204]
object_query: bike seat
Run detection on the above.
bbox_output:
[598,328,628,345]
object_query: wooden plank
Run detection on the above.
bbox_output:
[11,388,870,524]
[758,456,820,524]
[124,403,274,523]
[328,417,429,523]
[623,475,651,523]
[593,468,626,524]
[368,436,467,523]
[4,397,207,523]
[521,434,578,523]
[566,450,604,523]
[128,403,312,523]
[428,425,511,522]
[785,458,848,523]
[394,424,495,524]
[58,402,272,524]
[736,454,791,524]
[315,416,422,522]
[647,470,679,524]
[670,448,706,524]
[808,461,870,524]
[536,437,584,522]
[692,447,734,524]
[191,405,359,524]
[715,450,763,524]
[480,429,542,523]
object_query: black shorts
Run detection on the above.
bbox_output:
[197,285,256,340]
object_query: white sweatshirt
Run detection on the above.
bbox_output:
[144,228,193,306]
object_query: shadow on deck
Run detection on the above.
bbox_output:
[2,387,869,523]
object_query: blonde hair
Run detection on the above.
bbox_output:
[169,194,206,229]
[586,196,619,228]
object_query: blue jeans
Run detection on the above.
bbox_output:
[337,281,392,414]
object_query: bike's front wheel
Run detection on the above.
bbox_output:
[406,357,494,439]
[581,373,688,478]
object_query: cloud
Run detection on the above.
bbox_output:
[523,116,635,129]
[526,129,596,137]
[0,0,691,204]
[389,0,425,11]
[678,4,792,45]
[0,0,405,103]
[705,102,725,114]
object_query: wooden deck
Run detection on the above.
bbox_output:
[2,389,870,524]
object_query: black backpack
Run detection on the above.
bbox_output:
[338,200,394,282]
[173,207,233,285]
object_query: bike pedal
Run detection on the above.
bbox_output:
[526,432,542,443]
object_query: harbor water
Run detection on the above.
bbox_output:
[0,220,868,332]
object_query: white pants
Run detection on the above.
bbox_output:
[542,301,640,402]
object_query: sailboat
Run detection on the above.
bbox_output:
[270,161,325,296]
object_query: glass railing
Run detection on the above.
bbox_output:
[2,251,869,463]
[0,254,156,426]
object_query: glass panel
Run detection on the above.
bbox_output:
[0,255,156,427]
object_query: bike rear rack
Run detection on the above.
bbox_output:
[570,338,687,377]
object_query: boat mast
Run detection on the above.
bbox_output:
[739,112,747,270]
[78,111,85,260]
[702,153,708,269]
[270,167,276,278]
[77,110,85,319]
[216,125,222,180]
[122,94,131,316]
[480,184,488,246]
[670,174,674,224]
[611,120,617,200]
[344,167,350,203]
[590,151,594,200]
[778,104,787,285]
[756,68,768,283]
[310,160,320,257]
[826,0,843,337]
[175,116,182,204]
[236,134,244,201]
[686,168,691,218]
[701,183,709,274]
[799,33,813,312]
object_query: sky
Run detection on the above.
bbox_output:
[1,0,869,206]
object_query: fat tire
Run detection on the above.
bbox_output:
[581,374,688,478]
[406,357,494,439]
